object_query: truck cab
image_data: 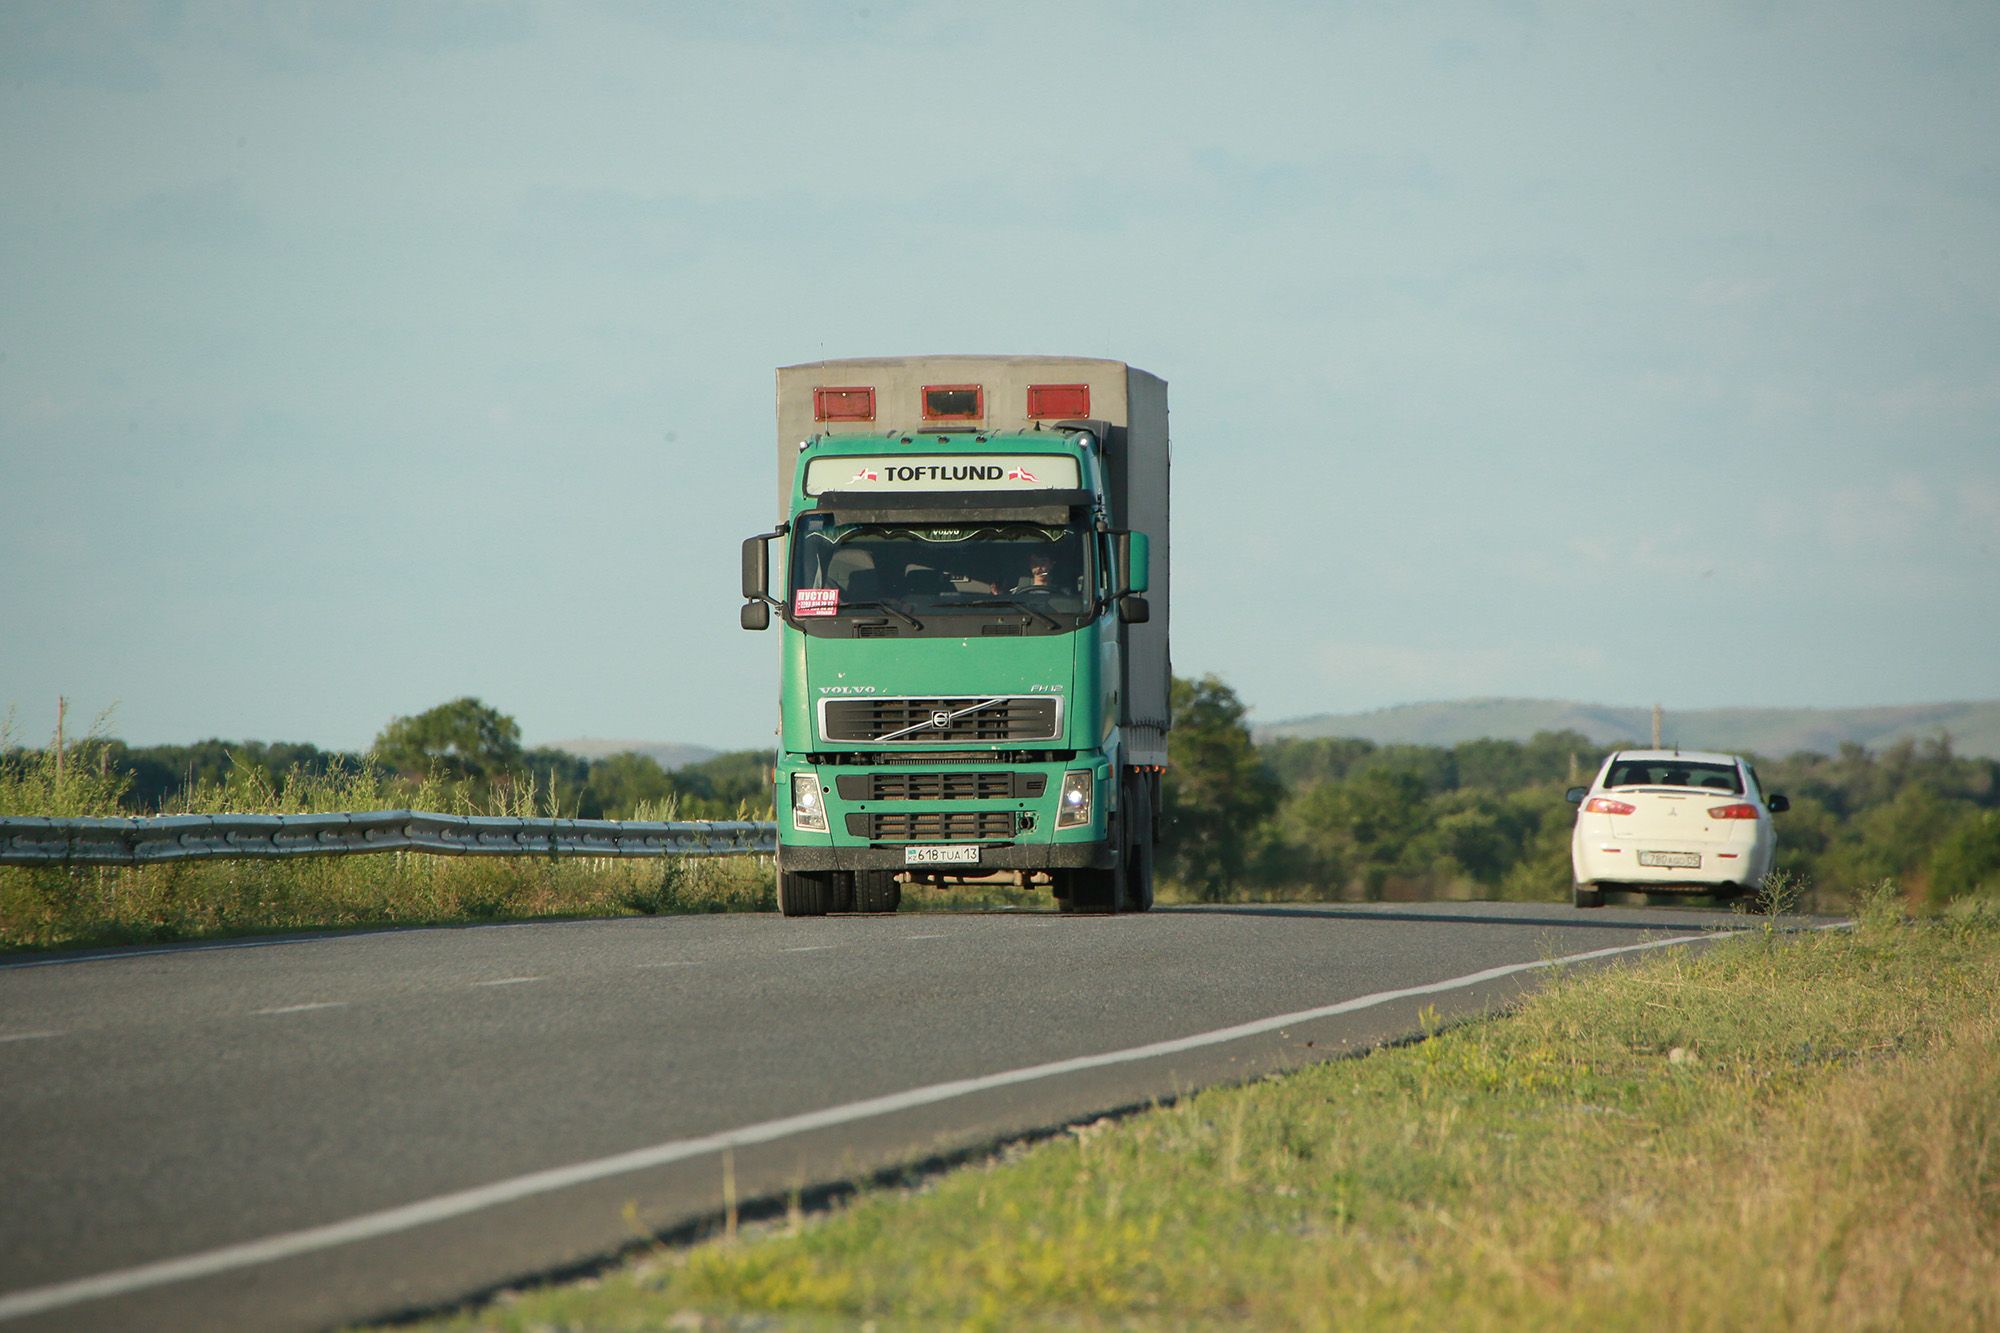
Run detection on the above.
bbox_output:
[741,357,1170,916]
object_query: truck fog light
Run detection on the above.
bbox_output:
[791,773,828,832]
[1056,770,1093,829]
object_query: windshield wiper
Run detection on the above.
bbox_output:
[837,600,923,629]
[949,598,1064,631]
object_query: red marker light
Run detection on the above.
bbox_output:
[1585,797,1636,815]
[1027,383,1090,417]
[814,386,875,422]
[1709,803,1760,820]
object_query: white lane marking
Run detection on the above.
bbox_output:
[904,934,949,940]
[0,1031,61,1044]
[635,961,700,969]
[0,928,1738,1322]
[472,977,543,988]
[783,945,834,953]
[251,1003,348,1017]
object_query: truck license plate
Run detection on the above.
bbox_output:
[1639,850,1702,869]
[905,844,980,865]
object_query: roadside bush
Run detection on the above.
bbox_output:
[1930,810,2000,904]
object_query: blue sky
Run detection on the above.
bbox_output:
[3,1,1996,752]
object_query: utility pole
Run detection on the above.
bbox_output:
[54,695,67,787]
[1651,703,1663,749]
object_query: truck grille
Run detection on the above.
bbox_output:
[846,810,1019,841]
[820,696,1060,744]
[835,772,1047,802]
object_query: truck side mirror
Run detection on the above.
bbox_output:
[741,535,769,601]
[741,532,779,631]
[1118,531,1151,594]
[1118,594,1150,624]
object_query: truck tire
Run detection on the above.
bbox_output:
[1063,774,1160,915]
[778,870,840,917]
[1061,867,1117,914]
[1122,772,1155,913]
[1573,882,1604,910]
[853,870,901,913]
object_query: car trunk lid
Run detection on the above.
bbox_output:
[1605,789,1732,843]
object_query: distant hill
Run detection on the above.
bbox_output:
[539,739,723,771]
[1255,698,2000,760]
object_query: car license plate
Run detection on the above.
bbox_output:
[1639,850,1702,869]
[905,844,980,865]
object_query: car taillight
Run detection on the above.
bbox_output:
[1584,798,1636,815]
[1709,803,1760,819]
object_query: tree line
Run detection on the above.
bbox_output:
[1160,675,2000,909]
[12,683,1998,909]
[7,697,769,822]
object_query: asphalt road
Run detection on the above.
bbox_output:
[0,900,1818,1330]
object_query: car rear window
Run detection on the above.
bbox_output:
[1605,760,1742,793]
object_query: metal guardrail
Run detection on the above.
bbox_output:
[0,812,777,867]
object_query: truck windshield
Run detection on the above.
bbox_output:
[789,516,1094,628]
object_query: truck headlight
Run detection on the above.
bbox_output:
[1056,770,1094,829]
[791,773,828,832]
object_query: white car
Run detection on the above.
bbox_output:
[1566,749,1789,908]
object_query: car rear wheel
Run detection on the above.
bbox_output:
[1573,882,1604,910]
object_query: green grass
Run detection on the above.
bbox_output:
[424,888,2000,1330]
[0,737,774,952]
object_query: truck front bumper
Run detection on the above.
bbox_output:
[778,839,1114,873]
[777,754,1114,874]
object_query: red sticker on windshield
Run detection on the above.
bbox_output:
[794,588,840,617]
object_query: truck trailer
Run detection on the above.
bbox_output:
[740,355,1170,915]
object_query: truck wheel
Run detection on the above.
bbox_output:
[1123,774,1156,914]
[1062,777,1153,915]
[1062,867,1118,914]
[853,870,901,913]
[778,870,839,917]
[1573,882,1604,910]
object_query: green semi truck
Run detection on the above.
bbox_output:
[740,356,1170,916]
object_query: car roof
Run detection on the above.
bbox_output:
[1606,749,1743,765]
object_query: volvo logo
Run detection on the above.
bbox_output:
[930,709,951,730]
